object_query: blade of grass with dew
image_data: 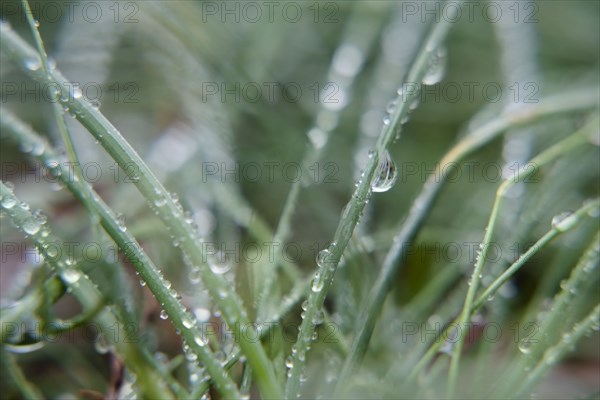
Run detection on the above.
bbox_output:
[20,0,86,189]
[514,303,600,398]
[0,182,177,399]
[19,0,143,349]
[255,1,383,323]
[404,197,599,386]
[285,1,464,396]
[0,25,283,399]
[447,114,599,396]
[0,108,243,398]
[338,89,599,386]
[499,231,599,398]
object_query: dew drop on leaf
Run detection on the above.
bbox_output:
[371,150,398,193]
[316,249,330,268]
[1,196,17,209]
[285,356,294,369]
[422,47,447,85]
[160,309,168,320]
[62,269,81,284]
[23,218,42,235]
[551,211,578,232]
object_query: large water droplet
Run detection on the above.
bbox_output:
[159,309,168,320]
[371,151,398,193]
[422,47,447,85]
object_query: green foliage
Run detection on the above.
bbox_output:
[1,1,598,399]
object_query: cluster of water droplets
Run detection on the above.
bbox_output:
[1,184,52,241]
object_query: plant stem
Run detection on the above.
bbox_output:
[0,347,43,400]
[514,303,600,398]
[499,230,599,398]
[339,91,599,387]
[21,0,87,190]
[0,182,176,399]
[447,115,598,396]
[404,197,598,385]
[0,25,282,399]
[0,108,240,398]
[286,2,464,397]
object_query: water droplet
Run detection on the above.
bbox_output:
[94,334,111,354]
[1,196,17,209]
[189,267,201,284]
[382,115,391,126]
[316,249,331,268]
[194,334,208,347]
[313,309,324,325]
[551,211,578,232]
[209,257,230,275]
[311,276,323,292]
[422,47,447,85]
[386,99,398,114]
[285,356,294,369]
[371,150,398,193]
[116,213,127,232]
[185,350,198,362]
[182,315,195,329]
[72,86,83,99]
[25,57,41,71]
[46,246,58,258]
[518,339,534,354]
[301,300,308,311]
[62,269,81,284]
[160,309,168,320]
[23,217,42,235]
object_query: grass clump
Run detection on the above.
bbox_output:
[1,0,599,399]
